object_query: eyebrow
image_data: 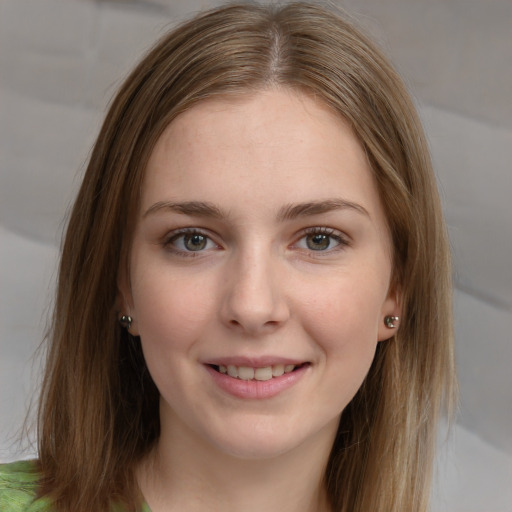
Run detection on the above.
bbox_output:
[143,201,225,219]
[143,198,369,221]
[277,198,370,221]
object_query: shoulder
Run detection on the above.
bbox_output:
[0,460,149,512]
[0,460,52,512]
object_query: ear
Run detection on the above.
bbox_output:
[116,263,140,336]
[377,287,402,342]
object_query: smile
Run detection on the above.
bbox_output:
[211,363,307,381]
[205,361,311,399]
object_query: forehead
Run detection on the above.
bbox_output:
[141,88,384,223]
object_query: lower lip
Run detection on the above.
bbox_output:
[204,364,309,399]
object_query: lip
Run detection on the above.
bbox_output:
[204,361,310,400]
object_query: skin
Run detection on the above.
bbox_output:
[119,88,400,512]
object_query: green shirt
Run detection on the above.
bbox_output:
[0,460,50,512]
[0,460,151,512]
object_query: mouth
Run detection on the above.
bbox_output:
[208,363,310,382]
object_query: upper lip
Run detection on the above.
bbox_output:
[203,356,308,368]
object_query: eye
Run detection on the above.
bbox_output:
[295,228,348,252]
[165,229,218,253]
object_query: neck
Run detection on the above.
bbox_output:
[137,413,335,512]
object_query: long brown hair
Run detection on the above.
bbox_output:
[37,3,456,511]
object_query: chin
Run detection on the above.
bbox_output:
[204,416,337,462]
[213,435,299,461]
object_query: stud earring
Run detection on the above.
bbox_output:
[384,315,400,328]
[119,315,133,330]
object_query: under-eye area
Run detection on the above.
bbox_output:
[208,363,311,381]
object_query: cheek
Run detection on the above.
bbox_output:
[131,270,215,351]
[298,271,386,358]
[300,280,384,410]
[131,272,217,401]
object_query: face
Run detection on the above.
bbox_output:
[120,88,399,460]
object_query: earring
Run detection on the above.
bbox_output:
[384,315,400,328]
[119,315,133,330]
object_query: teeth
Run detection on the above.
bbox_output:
[216,363,300,380]
[272,364,284,377]
[238,366,255,380]
[254,367,273,381]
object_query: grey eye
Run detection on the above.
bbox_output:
[294,228,346,253]
[306,233,331,251]
[168,231,216,253]
[183,234,208,251]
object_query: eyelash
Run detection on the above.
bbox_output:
[162,226,350,257]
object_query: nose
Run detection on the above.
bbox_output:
[219,248,290,335]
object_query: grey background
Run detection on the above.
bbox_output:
[1,1,511,510]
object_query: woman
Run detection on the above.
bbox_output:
[0,2,456,511]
